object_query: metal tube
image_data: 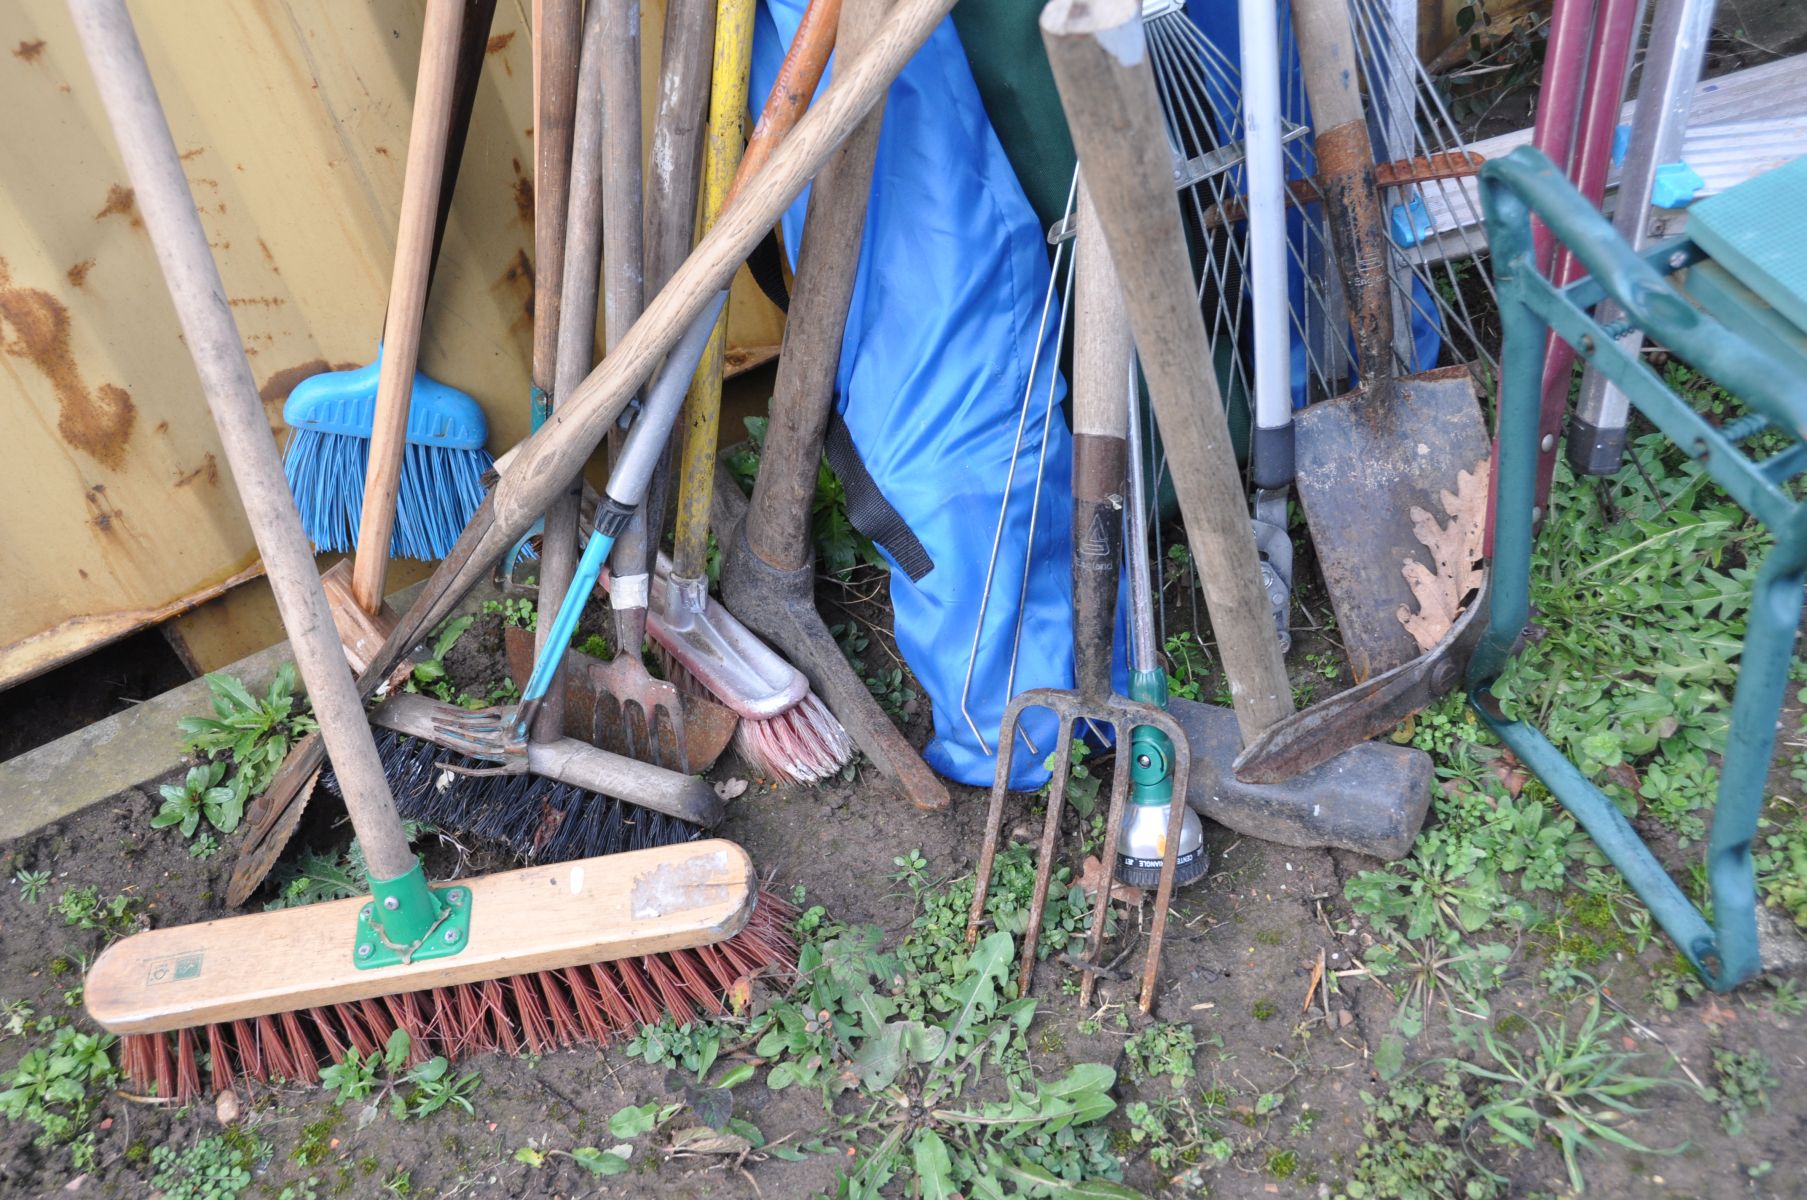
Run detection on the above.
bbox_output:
[1570,0,1715,474]
[1532,0,1640,504]
[1124,363,1158,674]
[1239,0,1293,489]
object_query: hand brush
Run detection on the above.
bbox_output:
[281,0,497,564]
[73,0,794,1102]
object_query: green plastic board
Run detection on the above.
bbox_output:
[1688,154,1807,335]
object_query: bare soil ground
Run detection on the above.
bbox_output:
[3,581,1805,1200]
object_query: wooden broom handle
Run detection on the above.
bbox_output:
[71,0,416,880]
[673,0,840,583]
[371,0,959,659]
[350,0,467,615]
[1041,0,1292,742]
[1289,0,1394,384]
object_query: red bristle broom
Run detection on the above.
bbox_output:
[71,0,795,1104]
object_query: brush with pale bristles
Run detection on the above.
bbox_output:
[636,554,853,785]
[76,0,795,1105]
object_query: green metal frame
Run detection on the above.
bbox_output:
[353,861,473,970]
[1476,147,1807,990]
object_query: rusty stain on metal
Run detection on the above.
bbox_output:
[93,184,142,228]
[13,40,46,63]
[0,259,136,468]
[179,146,205,161]
[84,483,127,536]
[254,238,280,273]
[257,359,335,411]
[66,260,94,288]
[487,31,515,53]
[173,453,220,489]
[510,157,533,226]
[495,248,535,330]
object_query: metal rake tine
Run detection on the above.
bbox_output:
[1018,708,1077,996]
[1078,710,1135,1008]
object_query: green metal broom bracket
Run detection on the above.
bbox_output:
[353,860,473,970]
[1127,668,1174,808]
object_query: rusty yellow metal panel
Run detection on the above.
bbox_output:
[0,0,784,683]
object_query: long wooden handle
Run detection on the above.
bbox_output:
[1289,0,1393,384]
[532,0,583,418]
[71,0,415,880]
[533,0,609,743]
[601,0,655,650]
[673,0,837,582]
[365,0,957,682]
[350,0,468,615]
[646,0,718,297]
[727,0,843,215]
[1069,180,1131,697]
[1041,0,1291,741]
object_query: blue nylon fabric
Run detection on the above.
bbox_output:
[751,3,1098,788]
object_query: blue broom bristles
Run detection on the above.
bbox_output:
[281,352,493,561]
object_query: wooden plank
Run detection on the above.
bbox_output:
[1407,53,1807,265]
[86,839,754,1033]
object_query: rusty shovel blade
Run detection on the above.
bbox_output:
[1292,365,1491,683]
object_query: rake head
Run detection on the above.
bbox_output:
[965,686,1194,1014]
[502,625,736,773]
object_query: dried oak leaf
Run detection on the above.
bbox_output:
[1397,461,1489,652]
[1078,855,1145,907]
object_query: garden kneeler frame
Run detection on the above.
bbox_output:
[1475,146,1807,991]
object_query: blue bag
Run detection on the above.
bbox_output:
[751,2,1098,788]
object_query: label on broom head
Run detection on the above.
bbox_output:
[144,952,204,986]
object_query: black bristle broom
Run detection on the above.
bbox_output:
[318,0,720,871]
[320,693,720,864]
[72,0,794,1103]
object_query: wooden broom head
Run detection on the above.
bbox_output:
[88,840,759,1036]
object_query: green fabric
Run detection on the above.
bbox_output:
[951,0,1076,234]
[951,0,1250,514]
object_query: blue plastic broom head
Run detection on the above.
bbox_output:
[280,348,493,560]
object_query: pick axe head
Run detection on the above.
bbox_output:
[1169,696,1433,861]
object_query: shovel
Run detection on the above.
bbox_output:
[1286,0,1491,685]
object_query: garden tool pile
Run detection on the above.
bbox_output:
[74,0,955,1097]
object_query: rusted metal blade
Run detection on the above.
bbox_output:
[1292,366,1491,683]
[1231,573,1490,785]
[504,625,735,773]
